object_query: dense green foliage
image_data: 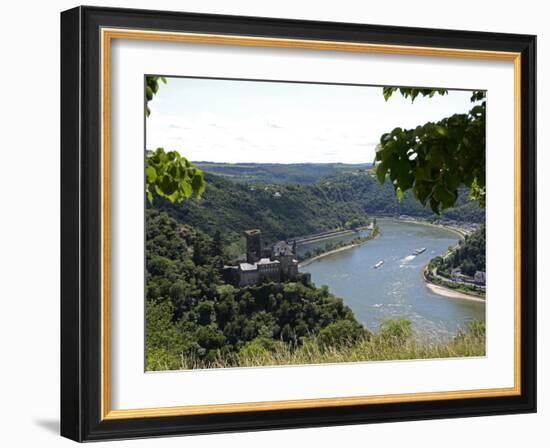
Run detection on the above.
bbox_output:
[435,226,486,277]
[375,88,486,212]
[146,148,205,204]
[145,209,366,370]
[382,87,448,102]
[154,168,484,256]
[193,162,372,184]
[149,305,485,370]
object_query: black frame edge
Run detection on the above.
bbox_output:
[61,6,83,442]
[60,5,537,442]
[519,34,537,414]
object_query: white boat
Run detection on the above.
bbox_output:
[374,260,384,268]
[413,247,426,255]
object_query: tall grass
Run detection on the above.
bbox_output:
[147,319,486,371]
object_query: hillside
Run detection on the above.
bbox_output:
[435,226,486,277]
[152,167,485,256]
[145,209,364,369]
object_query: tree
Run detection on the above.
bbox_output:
[212,230,223,257]
[145,299,183,370]
[374,88,486,213]
[145,76,205,203]
[318,320,365,347]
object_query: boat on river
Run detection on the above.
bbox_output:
[413,247,426,255]
[373,260,384,268]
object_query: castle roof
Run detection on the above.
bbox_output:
[239,262,258,272]
[257,257,280,265]
[244,229,261,236]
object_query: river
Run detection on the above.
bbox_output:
[299,219,485,340]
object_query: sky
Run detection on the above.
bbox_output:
[146,77,476,164]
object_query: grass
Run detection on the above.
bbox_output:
[147,319,486,371]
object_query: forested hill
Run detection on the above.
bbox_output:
[154,171,372,253]
[145,209,364,369]
[152,167,484,254]
[434,226,486,277]
[193,162,372,184]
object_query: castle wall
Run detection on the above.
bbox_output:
[239,268,260,286]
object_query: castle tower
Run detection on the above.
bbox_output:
[244,229,262,263]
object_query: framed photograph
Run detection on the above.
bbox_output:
[60,6,536,442]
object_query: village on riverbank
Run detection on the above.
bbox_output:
[421,223,486,301]
[295,215,486,303]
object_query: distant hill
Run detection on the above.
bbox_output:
[193,162,373,184]
[152,167,485,255]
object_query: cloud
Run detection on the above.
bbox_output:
[146,79,473,164]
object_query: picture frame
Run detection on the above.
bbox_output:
[60,5,536,442]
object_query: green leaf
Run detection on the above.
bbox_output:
[444,169,461,191]
[433,185,455,208]
[160,174,177,196]
[430,197,440,214]
[183,179,194,197]
[396,187,404,201]
[383,87,397,101]
[145,166,157,183]
[376,164,387,184]
[435,126,448,136]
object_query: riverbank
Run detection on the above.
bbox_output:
[298,229,380,268]
[417,220,485,302]
[388,216,469,239]
[295,224,373,246]
[422,266,485,302]
[424,281,486,303]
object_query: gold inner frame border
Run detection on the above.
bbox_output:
[100,27,522,420]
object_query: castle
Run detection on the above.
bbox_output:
[223,229,309,287]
